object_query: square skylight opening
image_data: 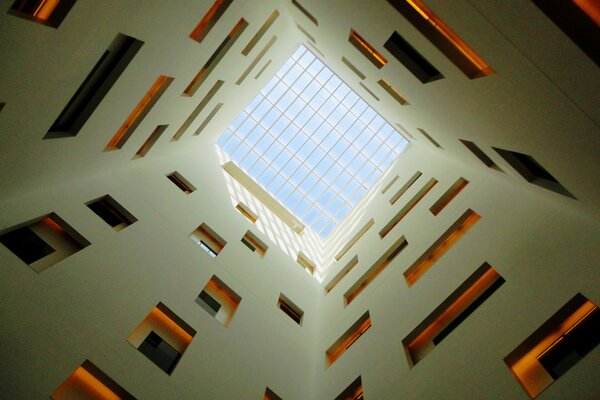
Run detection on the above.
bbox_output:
[217,45,408,238]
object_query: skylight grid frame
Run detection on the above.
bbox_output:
[217,46,407,237]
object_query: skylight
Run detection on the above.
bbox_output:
[217,45,408,237]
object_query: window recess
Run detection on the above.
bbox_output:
[173,80,224,140]
[126,302,195,375]
[277,293,304,325]
[8,0,76,28]
[51,359,136,400]
[241,230,268,256]
[190,223,226,257]
[86,195,137,231]
[379,178,438,238]
[236,35,277,85]
[325,255,358,294]
[291,0,318,26]
[297,251,316,275]
[105,75,173,151]
[189,0,234,43]
[335,376,363,400]
[504,293,600,399]
[359,82,379,101]
[459,139,501,171]
[403,263,505,367]
[417,128,442,148]
[196,275,242,326]
[297,24,316,44]
[404,208,480,286]
[184,19,248,97]
[341,56,366,80]
[45,33,144,139]
[344,235,408,305]
[135,124,167,158]
[0,213,90,273]
[430,177,468,216]
[348,30,388,69]
[384,31,443,83]
[390,171,422,205]
[326,311,371,366]
[381,175,399,195]
[235,202,258,223]
[166,171,196,194]
[194,103,223,136]
[386,0,495,78]
[264,387,283,400]
[255,59,272,79]
[242,9,279,56]
[378,78,408,105]
[335,218,374,262]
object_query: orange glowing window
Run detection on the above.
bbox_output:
[189,0,233,43]
[429,177,469,216]
[190,223,227,258]
[235,202,258,223]
[504,293,599,399]
[166,171,196,194]
[404,208,480,286]
[348,30,388,69]
[196,275,242,326]
[377,79,408,105]
[387,0,495,78]
[241,230,268,256]
[335,376,363,400]
[403,263,504,367]
[105,75,173,151]
[326,311,371,366]
[8,0,76,28]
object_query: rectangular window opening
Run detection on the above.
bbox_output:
[359,82,379,101]
[341,56,366,80]
[382,175,399,195]
[236,35,278,85]
[504,293,600,398]
[493,147,575,199]
[387,0,495,78]
[335,218,374,262]
[196,275,242,326]
[297,251,316,275]
[235,202,258,223]
[403,263,505,367]
[46,33,144,139]
[384,31,443,83]
[241,230,268,256]
[404,208,480,286]
[135,124,168,158]
[242,9,279,56]
[277,293,304,325]
[8,0,76,28]
[326,311,372,366]
[296,24,316,44]
[349,30,388,69]
[390,171,422,205]
[189,0,234,43]
[166,171,196,194]
[325,255,359,294]
[126,302,195,375]
[335,376,363,400]
[0,213,90,273]
[430,177,469,216]
[105,75,173,151]
[291,0,318,26]
[190,223,226,257]
[184,19,247,97]
[378,78,409,105]
[459,139,501,171]
[86,195,137,231]
[255,59,272,79]
[51,359,135,400]
[344,236,408,305]
[395,122,415,139]
[264,387,283,400]
[173,80,224,141]
[417,128,442,148]
[194,103,223,136]
[380,178,438,238]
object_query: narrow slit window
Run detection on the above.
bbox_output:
[264,387,283,400]
[493,147,575,199]
[430,177,469,216]
[335,376,363,400]
[297,251,316,275]
[105,75,173,151]
[235,202,258,223]
[8,0,76,28]
[126,302,195,375]
[359,82,379,101]
[404,208,480,286]
[349,30,388,69]
[46,33,144,139]
[254,59,272,79]
[291,0,318,26]
[335,218,375,261]
[296,24,316,43]
[390,171,422,205]
[166,171,196,194]
[395,122,415,139]
[135,124,168,158]
[241,230,268,256]
[189,0,234,43]
[378,78,408,105]
[184,19,248,96]
[403,263,505,367]
[341,56,366,80]
[344,236,408,305]
[0,213,90,273]
[460,139,501,171]
[504,293,600,399]
[196,275,242,326]
[190,223,226,257]
[379,178,438,238]
[194,103,223,136]
[236,35,277,85]
[0,103,4,112]
[382,175,399,194]
[242,10,279,56]
[386,0,495,78]
[326,311,371,366]
[384,31,443,83]
[325,255,358,294]
[417,128,442,148]
[173,80,224,140]
[277,293,304,325]
[86,195,137,231]
[51,360,135,400]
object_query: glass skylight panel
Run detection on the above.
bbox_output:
[217,45,408,238]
